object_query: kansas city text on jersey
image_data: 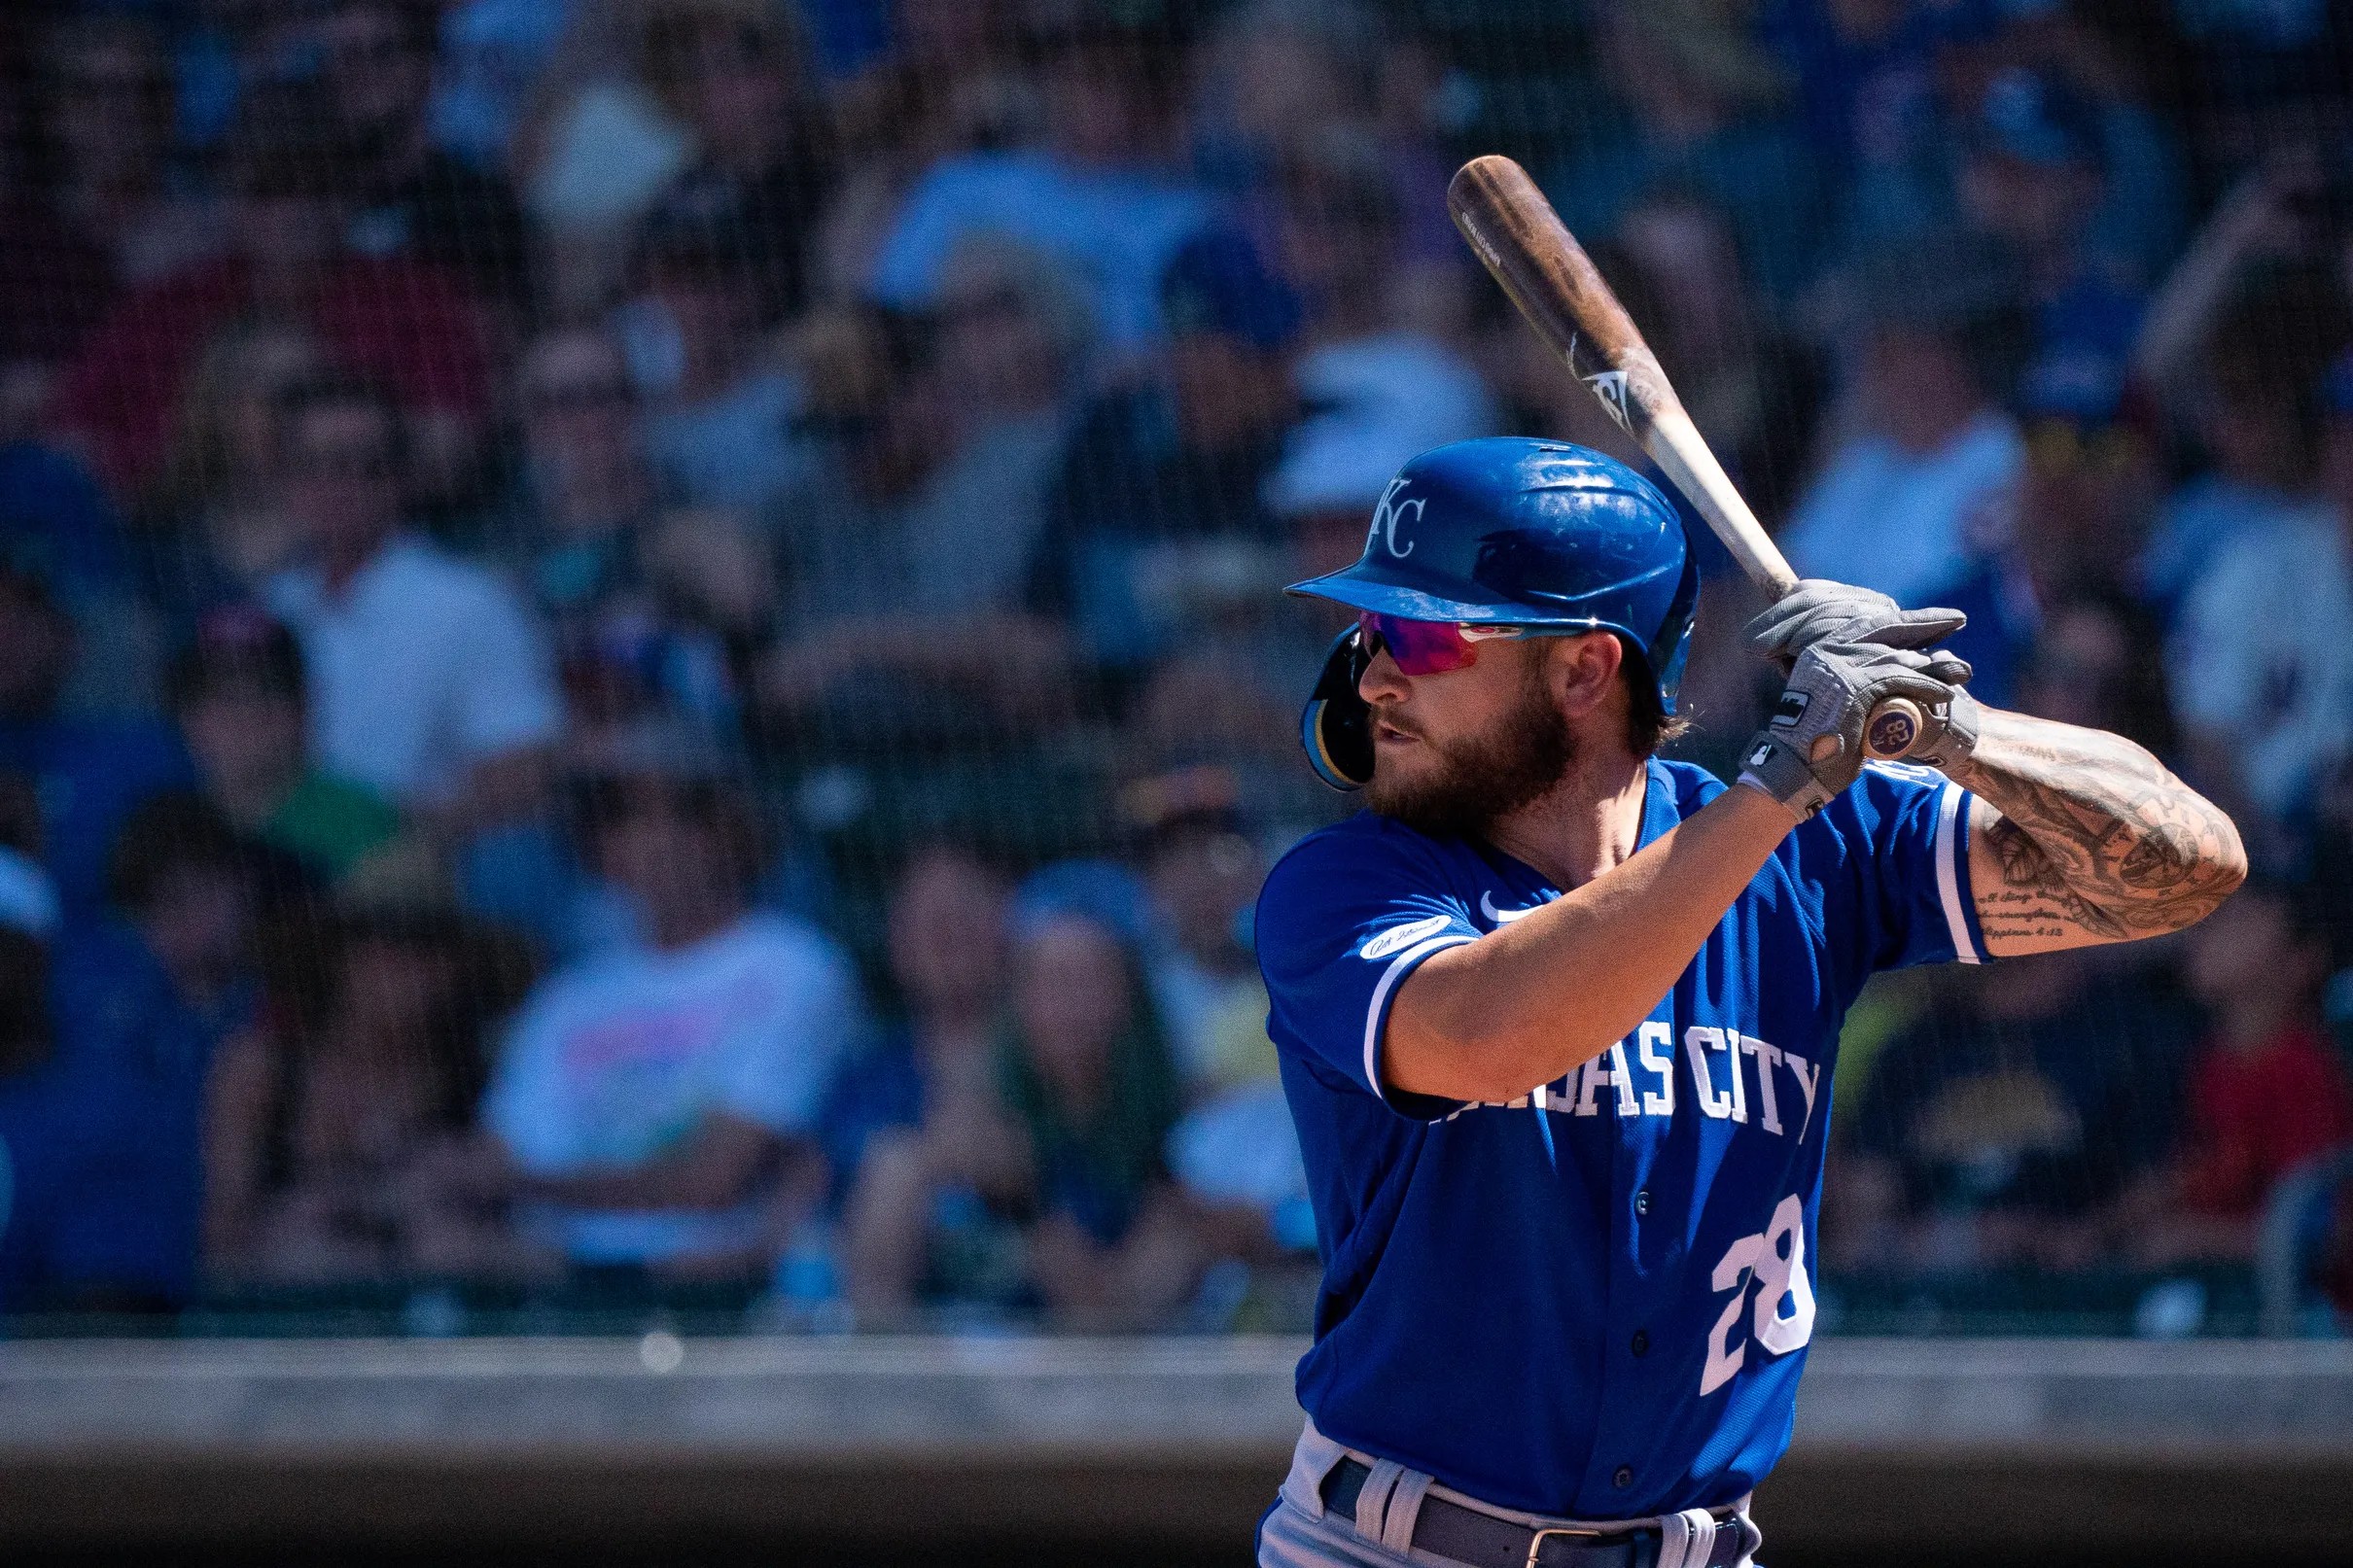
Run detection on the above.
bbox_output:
[1441,1018,1824,1143]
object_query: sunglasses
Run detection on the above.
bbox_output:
[1356,611,1577,677]
[2025,419,2143,477]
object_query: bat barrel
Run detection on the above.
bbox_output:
[1447,157,1642,376]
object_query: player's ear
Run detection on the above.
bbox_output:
[1545,632,1625,724]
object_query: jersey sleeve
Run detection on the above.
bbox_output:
[1804,761,1990,992]
[1254,822,1482,1120]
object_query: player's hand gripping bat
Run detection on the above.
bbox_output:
[1447,154,1927,761]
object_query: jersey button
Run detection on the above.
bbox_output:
[1613,1466,1633,1489]
[1631,1330,1650,1357]
[1633,1188,1651,1216]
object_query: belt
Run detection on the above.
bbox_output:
[1321,1458,1746,1568]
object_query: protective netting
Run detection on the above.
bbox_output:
[2,0,2352,1338]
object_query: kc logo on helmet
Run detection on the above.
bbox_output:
[1368,477,1427,559]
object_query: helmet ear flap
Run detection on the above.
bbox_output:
[1649,550,1701,715]
[1302,626,1374,790]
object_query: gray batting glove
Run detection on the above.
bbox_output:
[1738,642,1972,819]
[1746,579,1968,670]
[1903,680,1983,773]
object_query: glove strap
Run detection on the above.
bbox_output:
[1737,730,1837,819]
[1909,686,1984,772]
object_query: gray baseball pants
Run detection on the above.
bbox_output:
[1257,1418,1762,1568]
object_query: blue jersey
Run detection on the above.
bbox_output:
[1255,758,1988,1519]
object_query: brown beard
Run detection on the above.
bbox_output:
[1363,662,1575,841]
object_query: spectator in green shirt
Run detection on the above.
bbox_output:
[170,606,402,886]
[997,906,1201,1330]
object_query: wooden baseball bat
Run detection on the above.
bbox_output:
[1446,154,1925,762]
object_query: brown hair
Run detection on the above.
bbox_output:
[144,316,327,521]
[1621,648,1687,757]
[572,773,770,895]
[106,793,256,917]
[637,0,817,123]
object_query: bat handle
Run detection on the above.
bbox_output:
[1863,697,1925,761]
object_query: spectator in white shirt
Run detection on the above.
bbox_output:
[1267,129,1498,484]
[867,20,1210,347]
[1782,243,2028,605]
[2166,359,2353,827]
[459,726,863,1278]
[263,377,563,838]
[2138,297,2336,620]
[2127,169,2344,616]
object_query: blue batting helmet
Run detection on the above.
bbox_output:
[1289,437,1698,790]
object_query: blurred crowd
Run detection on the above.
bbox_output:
[3,0,2353,1333]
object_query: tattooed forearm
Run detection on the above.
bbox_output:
[1945,709,2246,955]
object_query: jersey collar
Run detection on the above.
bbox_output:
[1637,755,1680,852]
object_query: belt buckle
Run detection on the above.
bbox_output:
[1523,1523,1600,1568]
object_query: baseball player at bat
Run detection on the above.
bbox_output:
[1252,437,2245,1568]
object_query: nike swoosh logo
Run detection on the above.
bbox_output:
[1480,891,1547,923]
